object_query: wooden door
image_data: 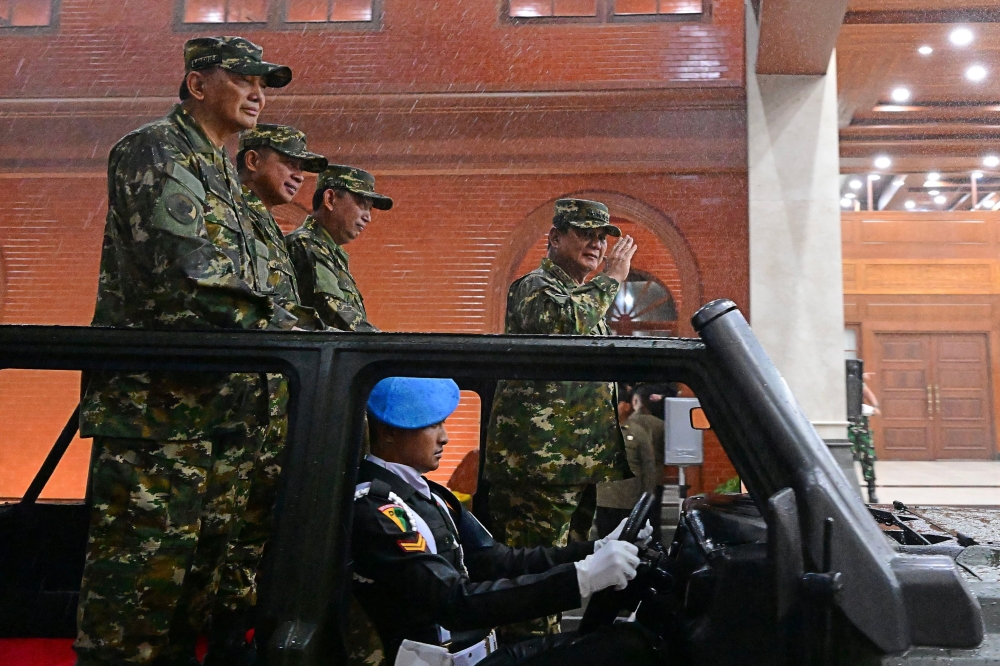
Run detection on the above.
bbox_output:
[934,335,993,459]
[875,333,994,460]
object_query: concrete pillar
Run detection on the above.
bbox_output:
[746,6,858,494]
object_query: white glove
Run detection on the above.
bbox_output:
[575,540,640,598]
[594,518,654,552]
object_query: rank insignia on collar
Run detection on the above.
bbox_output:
[379,503,411,532]
[398,534,428,553]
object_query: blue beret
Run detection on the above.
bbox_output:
[367,377,461,430]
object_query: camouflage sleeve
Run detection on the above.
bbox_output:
[511,274,619,335]
[285,236,379,333]
[111,134,293,330]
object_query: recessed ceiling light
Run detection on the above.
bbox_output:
[972,171,984,180]
[927,172,941,181]
[891,87,911,102]
[869,174,881,181]
[984,155,1000,168]
[845,192,857,199]
[950,27,974,46]
[904,200,916,209]
[841,198,853,208]
[929,190,940,196]
[934,195,948,204]
[849,179,863,189]
[893,178,906,186]
[966,65,987,82]
[918,45,933,55]
[874,156,892,169]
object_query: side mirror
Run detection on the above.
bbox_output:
[690,407,711,430]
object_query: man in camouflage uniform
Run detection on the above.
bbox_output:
[76,37,302,666]
[197,123,329,662]
[285,165,393,331]
[484,198,637,639]
[850,376,880,503]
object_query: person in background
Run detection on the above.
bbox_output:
[850,372,880,503]
[596,383,675,541]
[285,165,392,332]
[206,123,328,664]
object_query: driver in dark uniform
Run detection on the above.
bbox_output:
[351,377,663,666]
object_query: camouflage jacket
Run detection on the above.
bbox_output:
[484,257,630,485]
[284,215,378,332]
[243,186,326,417]
[81,105,304,441]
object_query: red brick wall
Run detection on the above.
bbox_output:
[1,0,743,98]
[0,0,745,499]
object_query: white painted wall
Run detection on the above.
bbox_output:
[746,7,850,448]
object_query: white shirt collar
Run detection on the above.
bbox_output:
[366,454,432,500]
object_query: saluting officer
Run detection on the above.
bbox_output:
[76,36,300,665]
[285,165,392,332]
[203,123,330,663]
[353,377,659,666]
[483,198,637,639]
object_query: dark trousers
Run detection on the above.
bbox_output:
[481,624,661,666]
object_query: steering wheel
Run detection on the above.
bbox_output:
[578,492,656,633]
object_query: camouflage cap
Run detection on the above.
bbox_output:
[553,198,621,237]
[180,36,292,99]
[317,164,393,211]
[239,124,328,173]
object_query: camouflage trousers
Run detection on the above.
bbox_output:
[848,416,877,483]
[489,482,596,642]
[74,430,262,665]
[214,413,288,616]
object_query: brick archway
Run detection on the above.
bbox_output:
[486,191,703,335]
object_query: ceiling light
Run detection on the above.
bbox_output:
[918,45,933,55]
[934,195,947,204]
[984,155,1000,168]
[904,200,916,209]
[929,190,940,196]
[893,178,906,186]
[891,87,911,102]
[874,156,892,169]
[849,179,863,189]
[841,198,853,208]
[868,174,881,181]
[966,65,987,82]
[927,172,941,181]
[950,27,974,46]
[845,192,856,199]
[972,171,983,180]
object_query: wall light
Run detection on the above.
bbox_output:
[891,87,911,103]
[966,65,987,82]
[950,27,974,46]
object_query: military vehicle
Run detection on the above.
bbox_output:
[0,299,996,665]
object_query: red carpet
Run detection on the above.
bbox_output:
[0,640,75,666]
[0,636,210,664]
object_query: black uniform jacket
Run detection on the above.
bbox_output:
[351,459,593,660]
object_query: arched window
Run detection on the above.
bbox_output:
[606,268,677,336]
